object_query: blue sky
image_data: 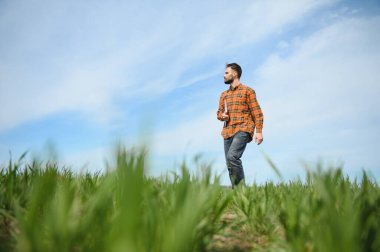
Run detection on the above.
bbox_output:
[1,0,380,184]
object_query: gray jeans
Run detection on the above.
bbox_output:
[224,131,251,187]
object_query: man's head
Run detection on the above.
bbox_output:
[224,63,242,84]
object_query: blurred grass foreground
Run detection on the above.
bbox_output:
[1,147,379,252]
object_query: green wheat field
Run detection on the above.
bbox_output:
[1,147,379,252]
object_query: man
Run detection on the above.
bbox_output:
[217,63,264,187]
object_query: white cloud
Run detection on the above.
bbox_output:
[151,111,222,156]
[0,0,337,133]
[252,15,380,177]
[230,0,338,47]
[62,145,113,173]
[256,16,380,138]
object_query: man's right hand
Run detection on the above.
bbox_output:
[221,112,229,121]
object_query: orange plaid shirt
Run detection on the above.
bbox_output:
[217,83,264,140]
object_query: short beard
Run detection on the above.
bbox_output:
[224,79,233,84]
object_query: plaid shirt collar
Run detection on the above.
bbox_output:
[229,83,242,91]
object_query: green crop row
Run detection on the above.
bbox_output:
[1,148,379,251]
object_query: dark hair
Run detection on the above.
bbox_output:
[226,63,242,79]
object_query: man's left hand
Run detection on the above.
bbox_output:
[255,133,263,145]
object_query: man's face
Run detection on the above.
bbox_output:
[224,67,236,84]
